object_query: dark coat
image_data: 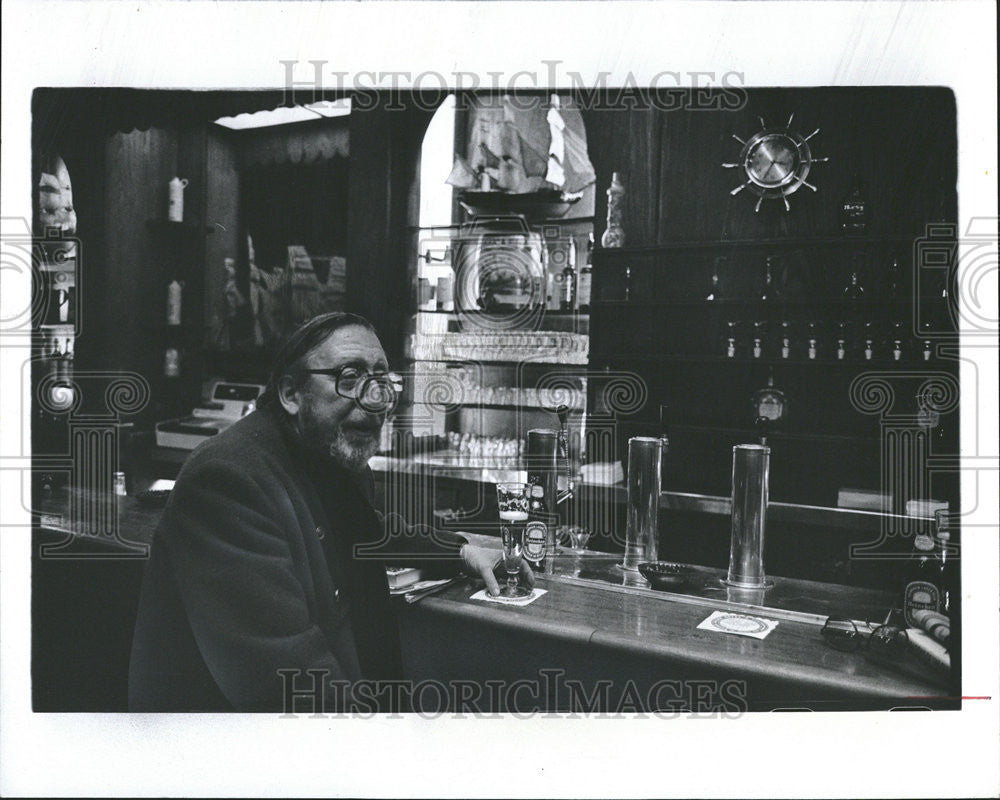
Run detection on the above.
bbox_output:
[128,409,463,712]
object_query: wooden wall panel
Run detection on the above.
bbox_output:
[581,88,957,245]
[582,104,661,247]
[203,128,241,353]
[348,102,436,365]
[653,87,956,243]
[103,127,179,416]
[587,87,959,506]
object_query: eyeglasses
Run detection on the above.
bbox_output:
[821,616,910,664]
[821,618,881,652]
[304,366,403,412]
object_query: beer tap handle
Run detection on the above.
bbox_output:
[755,416,770,446]
[555,404,574,505]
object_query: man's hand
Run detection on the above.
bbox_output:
[459,544,535,597]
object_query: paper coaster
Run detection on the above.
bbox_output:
[697,610,778,639]
[470,588,547,606]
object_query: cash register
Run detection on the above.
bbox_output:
[155,381,265,451]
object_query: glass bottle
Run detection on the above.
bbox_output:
[706,256,725,301]
[934,510,954,617]
[887,256,903,300]
[560,245,577,312]
[892,322,904,362]
[577,233,593,312]
[525,429,559,573]
[780,322,791,360]
[760,256,775,302]
[600,172,626,248]
[902,530,941,627]
[863,322,875,361]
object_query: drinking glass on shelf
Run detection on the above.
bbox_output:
[496,482,532,598]
[564,526,591,552]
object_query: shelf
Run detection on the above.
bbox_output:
[589,352,942,368]
[629,420,880,446]
[404,357,587,368]
[592,298,920,309]
[411,400,585,412]
[414,217,595,232]
[594,233,939,257]
[416,309,589,318]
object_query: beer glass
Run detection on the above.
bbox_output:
[496,482,531,598]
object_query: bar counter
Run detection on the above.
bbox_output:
[33,486,951,712]
[396,533,948,712]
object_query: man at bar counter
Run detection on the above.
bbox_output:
[129,311,532,712]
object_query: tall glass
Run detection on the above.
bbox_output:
[622,437,663,571]
[496,482,531,598]
[725,444,771,588]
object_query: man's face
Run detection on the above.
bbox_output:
[289,325,388,472]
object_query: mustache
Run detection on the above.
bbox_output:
[343,422,382,434]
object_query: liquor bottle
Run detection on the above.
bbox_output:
[863,322,875,361]
[760,256,775,301]
[560,245,577,311]
[706,256,725,301]
[902,530,941,627]
[546,270,560,311]
[166,280,183,326]
[836,322,847,360]
[839,173,869,234]
[601,172,626,248]
[725,322,737,358]
[164,347,181,378]
[886,256,903,300]
[577,233,593,312]
[934,511,954,618]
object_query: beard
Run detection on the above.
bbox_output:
[295,401,382,473]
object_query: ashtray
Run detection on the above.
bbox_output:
[637,561,693,591]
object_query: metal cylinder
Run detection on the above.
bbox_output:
[623,436,663,571]
[726,444,770,588]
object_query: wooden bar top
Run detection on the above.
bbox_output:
[35,488,950,708]
[400,533,949,707]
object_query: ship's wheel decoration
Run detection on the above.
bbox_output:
[723,114,829,212]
